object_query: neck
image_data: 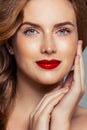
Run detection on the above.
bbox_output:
[15,72,63,114]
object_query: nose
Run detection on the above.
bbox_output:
[40,35,57,54]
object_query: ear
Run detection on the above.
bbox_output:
[6,39,14,55]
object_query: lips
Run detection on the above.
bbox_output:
[36,59,61,69]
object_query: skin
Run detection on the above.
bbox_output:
[6,0,87,130]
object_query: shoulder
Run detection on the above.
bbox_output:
[71,106,87,130]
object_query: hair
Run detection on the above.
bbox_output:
[0,0,87,129]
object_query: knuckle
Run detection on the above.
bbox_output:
[34,113,39,120]
[29,111,39,121]
[30,113,39,124]
[44,92,52,100]
[44,93,50,99]
[33,112,44,123]
[44,94,49,98]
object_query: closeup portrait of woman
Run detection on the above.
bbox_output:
[0,0,87,130]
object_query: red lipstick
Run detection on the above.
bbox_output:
[36,59,61,70]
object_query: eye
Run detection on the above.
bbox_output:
[24,28,38,35]
[56,28,71,35]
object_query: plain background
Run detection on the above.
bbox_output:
[79,47,87,108]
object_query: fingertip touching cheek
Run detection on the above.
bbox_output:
[12,0,78,86]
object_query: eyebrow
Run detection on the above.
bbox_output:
[54,22,75,28]
[18,21,75,30]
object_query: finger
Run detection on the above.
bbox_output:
[76,40,85,92]
[40,93,65,118]
[80,54,86,92]
[52,41,84,119]
[55,47,82,113]
[77,40,82,56]
[68,44,82,96]
[63,71,74,88]
[78,41,85,92]
[31,88,69,116]
[32,93,66,123]
[29,93,66,130]
[29,89,68,129]
[73,53,81,86]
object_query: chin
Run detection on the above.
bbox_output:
[38,75,63,85]
[36,78,62,92]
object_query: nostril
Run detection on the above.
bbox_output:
[47,47,56,53]
[40,36,57,54]
[41,47,56,54]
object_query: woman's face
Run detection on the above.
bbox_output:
[12,0,78,85]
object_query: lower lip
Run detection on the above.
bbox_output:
[36,62,61,70]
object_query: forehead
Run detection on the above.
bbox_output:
[23,0,76,25]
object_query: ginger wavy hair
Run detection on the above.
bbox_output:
[0,0,87,129]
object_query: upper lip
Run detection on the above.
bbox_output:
[36,59,61,64]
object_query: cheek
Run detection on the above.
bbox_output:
[56,37,78,72]
[56,36,77,59]
[60,43,76,58]
[13,36,40,60]
[57,40,77,77]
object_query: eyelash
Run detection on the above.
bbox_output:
[24,28,39,36]
[23,27,71,36]
[56,28,71,36]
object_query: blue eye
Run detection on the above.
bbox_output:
[57,29,70,35]
[24,29,38,35]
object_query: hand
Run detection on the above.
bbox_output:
[28,87,69,130]
[50,40,86,130]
